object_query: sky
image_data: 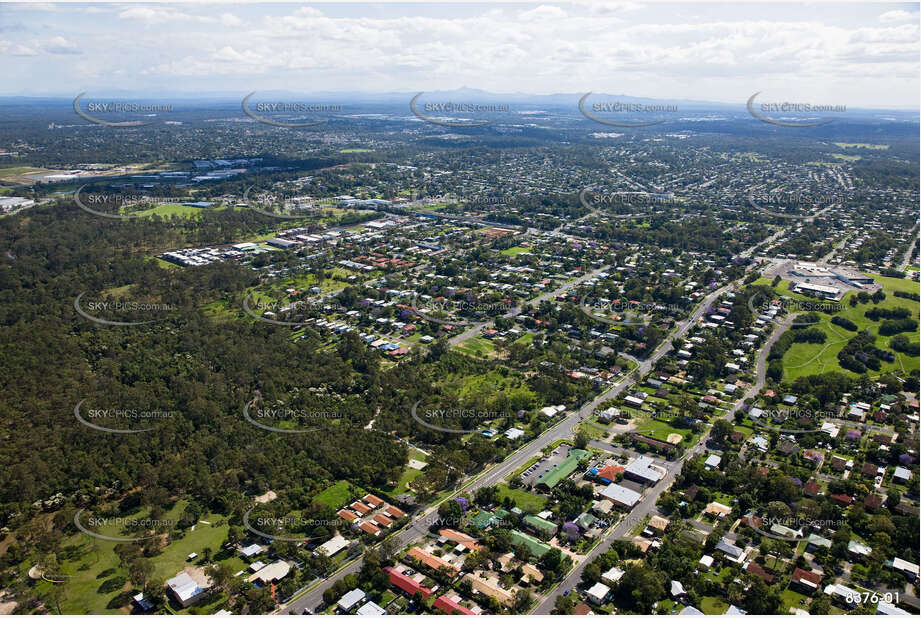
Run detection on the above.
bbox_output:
[0,1,918,108]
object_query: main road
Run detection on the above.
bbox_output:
[280,274,736,615]
[281,231,785,615]
[531,297,793,614]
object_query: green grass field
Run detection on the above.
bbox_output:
[314,480,357,509]
[135,203,227,218]
[636,418,692,442]
[495,483,548,513]
[29,501,234,614]
[338,148,374,153]
[500,246,531,257]
[783,278,920,380]
[700,595,729,614]
[456,336,498,357]
[834,142,889,150]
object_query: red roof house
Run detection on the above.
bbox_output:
[384,567,433,599]
[434,595,476,615]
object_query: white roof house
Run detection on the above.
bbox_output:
[587,581,611,605]
[239,543,264,558]
[166,572,209,608]
[877,601,911,615]
[705,455,721,469]
[316,534,350,557]
[601,483,642,508]
[338,588,367,612]
[602,566,625,585]
[624,456,666,484]
[249,560,291,584]
[356,601,387,615]
[505,427,525,440]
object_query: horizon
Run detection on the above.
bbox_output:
[0,2,917,107]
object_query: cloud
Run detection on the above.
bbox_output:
[43,36,81,55]
[879,10,914,23]
[0,40,37,56]
[0,3,915,106]
[220,13,242,27]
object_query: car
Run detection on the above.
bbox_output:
[563,589,571,597]
[405,569,416,576]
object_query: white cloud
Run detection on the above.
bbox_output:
[43,36,81,55]
[879,10,914,23]
[220,13,242,27]
[0,3,915,106]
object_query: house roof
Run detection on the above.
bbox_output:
[384,567,433,599]
[363,494,385,507]
[434,595,475,615]
[249,560,290,583]
[359,521,381,536]
[537,448,590,489]
[601,483,642,507]
[407,546,459,575]
[338,588,366,610]
[716,539,743,558]
[792,568,822,587]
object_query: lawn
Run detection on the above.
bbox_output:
[495,483,548,513]
[500,246,531,257]
[834,142,889,150]
[732,423,755,440]
[781,588,812,613]
[135,203,227,218]
[574,420,606,441]
[514,332,535,345]
[700,595,729,614]
[338,148,374,153]
[636,418,692,442]
[314,480,358,509]
[379,467,422,500]
[783,280,920,380]
[456,337,497,357]
[31,501,234,614]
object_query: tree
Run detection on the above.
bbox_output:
[144,577,166,607]
[205,562,235,595]
[129,557,154,588]
[711,419,733,443]
[554,593,574,614]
